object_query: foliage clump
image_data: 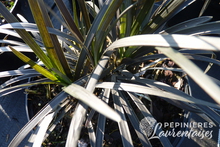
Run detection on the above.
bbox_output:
[0,0,220,147]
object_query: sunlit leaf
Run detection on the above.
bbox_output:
[112,89,134,147]
[63,83,121,122]
[8,92,69,147]
[9,46,60,83]
[96,82,220,108]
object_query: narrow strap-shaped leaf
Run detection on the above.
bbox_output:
[131,0,155,36]
[119,91,152,147]
[29,0,73,80]
[95,82,220,108]
[95,89,110,147]
[72,0,79,28]
[85,89,110,147]
[112,89,134,147]
[65,55,110,146]
[172,21,220,35]
[9,46,59,82]
[0,22,82,44]
[185,53,216,74]
[129,53,220,69]
[44,102,73,140]
[185,76,220,125]
[0,79,53,96]
[63,84,121,122]
[66,76,112,147]
[65,102,87,147]
[179,49,215,54]
[0,39,26,46]
[162,16,213,34]
[87,121,96,147]
[127,92,173,147]
[104,0,139,58]
[54,0,84,42]
[195,105,220,125]
[199,0,211,17]
[142,0,187,34]
[144,67,183,72]
[150,0,169,19]
[77,0,91,31]
[127,54,165,67]
[0,73,41,88]
[94,0,124,63]
[105,35,220,52]
[106,0,138,37]
[0,28,20,39]
[86,1,100,18]
[39,0,74,81]
[31,112,55,147]
[0,45,33,52]
[8,92,69,147]
[0,69,37,78]
[118,75,202,113]
[119,0,132,38]
[16,13,41,40]
[0,2,53,69]
[86,55,109,91]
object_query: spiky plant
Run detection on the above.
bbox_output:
[0,0,220,146]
